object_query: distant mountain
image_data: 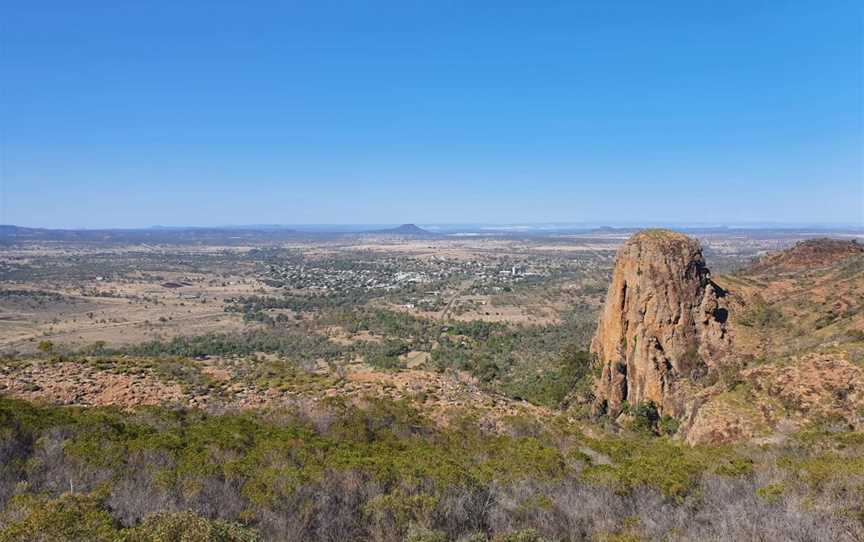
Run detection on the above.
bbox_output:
[0,222,435,243]
[367,224,438,237]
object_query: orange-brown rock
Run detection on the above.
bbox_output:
[591,229,730,417]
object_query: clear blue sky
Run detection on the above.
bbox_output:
[2,1,862,228]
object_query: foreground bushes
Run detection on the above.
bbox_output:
[0,396,861,541]
[0,494,257,542]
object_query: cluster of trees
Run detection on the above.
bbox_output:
[224,293,372,316]
[120,329,344,363]
[0,289,73,311]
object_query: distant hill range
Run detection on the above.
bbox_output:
[0,223,442,245]
[0,225,299,245]
[366,224,438,237]
[3,223,861,245]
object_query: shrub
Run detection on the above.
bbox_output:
[629,402,659,434]
[8,396,859,540]
[405,524,448,542]
[502,348,593,408]
[657,415,679,436]
[119,511,259,542]
[0,493,119,542]
[581,435,752,499]
[755,483,785,504]
[495,529,547,542]
[364,492,438,535]
[846,329,864,342]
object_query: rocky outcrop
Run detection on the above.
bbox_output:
[591,229,729,417]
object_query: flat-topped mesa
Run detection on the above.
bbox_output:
[591,229,729,418]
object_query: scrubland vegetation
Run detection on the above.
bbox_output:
[88,306,597,409]
[1,396,862,541]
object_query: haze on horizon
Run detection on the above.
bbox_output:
[2,1,862,229]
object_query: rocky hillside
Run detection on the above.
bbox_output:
[591,231,864,444]
[721,238,864,361]
[692,238,864,443]
[748,237,864,272]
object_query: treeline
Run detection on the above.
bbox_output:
[119,329,344,363]
[224,293,373,315]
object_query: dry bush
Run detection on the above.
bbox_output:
[25,428,112,496]
[106,450,179,526]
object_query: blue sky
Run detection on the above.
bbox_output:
[2,1,862,228]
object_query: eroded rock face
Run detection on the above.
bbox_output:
[591,230,729,417]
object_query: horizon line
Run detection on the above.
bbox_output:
[3,221,864,232]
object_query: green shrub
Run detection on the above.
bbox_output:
[629,402,660,434]
[120,512,259,542]
[778,452,864,487]
[658,415,680,436]
[495,529,548,542]
[0,493,119,542]
[364,492,438,533]
[756,483,785,504]
[581,435,752,499]
[405,524,448,542]
[846,329,864,342]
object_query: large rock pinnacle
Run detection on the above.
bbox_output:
[591,229,729,417]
